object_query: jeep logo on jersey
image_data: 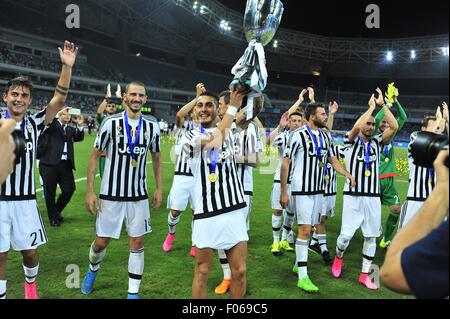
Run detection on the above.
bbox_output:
[118,144,147,156]
[25,141,33,153]
[307,148,328,158]
[357,153,378,163]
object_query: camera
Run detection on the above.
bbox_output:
[410,132,449,168]
[11,130,26,165]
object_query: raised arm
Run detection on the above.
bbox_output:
[45,41,79,125]
[378,88,399,145]
[442,102,449,134]
[287,89,308,115]
[308,87,316,104]
[347,94,377,142]
[326,101,339,131]
[267,112,288,146]
[394,93,408,131]
[176,83,206,128]
[97,85,111,118]
[207,91,246,148]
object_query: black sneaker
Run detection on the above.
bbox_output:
[57,215,65,224]
[50,219,60,227]
[321,250,332,265]
[308,243,321,255]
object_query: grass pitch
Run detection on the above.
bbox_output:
[5,134,410,299]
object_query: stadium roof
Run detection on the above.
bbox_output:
[217,0,449,39]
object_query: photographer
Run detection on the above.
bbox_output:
[0,119,16,184]
[38,107,85,227]
[398,106,448,229]
[380,150,449,299]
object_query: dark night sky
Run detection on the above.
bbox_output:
[217,0,449,38]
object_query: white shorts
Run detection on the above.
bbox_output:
[398,200,424,230]
[0,200,48,253]
[290,194,323,226]
[341,195,382,238]
[192,208,249,250]
[322,195,337,218]
[271,183,282,211]
[271,183,292,212]
[96,200,151,239]
[243,195,253,231]
[167,175,195,212]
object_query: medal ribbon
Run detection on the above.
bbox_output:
[306,125,323,163]
[384,145,389,159]
[429,169,435,184]
[359,136,371,173]
[200,126,217,175]
[124,112,143,165]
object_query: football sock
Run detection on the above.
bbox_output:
[89,242,106,272]
[168,212,180,234]
[362,237,377,273]
[128,248,144,294]
[218,249,231,280]
[272,215,282,243]
[295,239,309,280]
[23,264,39,284]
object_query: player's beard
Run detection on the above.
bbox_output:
[127,101,142,114]
[314,119,327,129]
[363,129,374,139]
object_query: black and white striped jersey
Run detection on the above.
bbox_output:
[235,121,261,196]
[174,120,193,156]
[343,133,384,197]
[284,126,335,196]
[174,120,194,176]
[406,132,435,201]
[0,109,46,201]
[272,130,294,184]
[324,144,345,196]
[186,127,246,220]
[94,112,161,202]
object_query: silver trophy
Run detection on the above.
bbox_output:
[231,0,284,119]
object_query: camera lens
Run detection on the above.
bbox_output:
[411,132,449,168]
[11,130,26,165]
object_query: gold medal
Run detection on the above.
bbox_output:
[385,158,390,163]
[319,162,325,168]
[324,175,330,181]
[365,170,371,177]
[428,179,433,185]
[131,159,137,168]
[209,173,218,183]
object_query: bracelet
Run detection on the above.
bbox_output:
[226,106,238,117]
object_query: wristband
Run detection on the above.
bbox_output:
[226,106,238,117]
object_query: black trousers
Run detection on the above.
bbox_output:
[39,161,76,221]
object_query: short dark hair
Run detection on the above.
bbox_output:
[125,81,146,94]
[421,115,437,129]
[289,112,303,119]
[198,92,219,106]
[5,76,33,95]
[305,103,324,121]
[219,90,231,105]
